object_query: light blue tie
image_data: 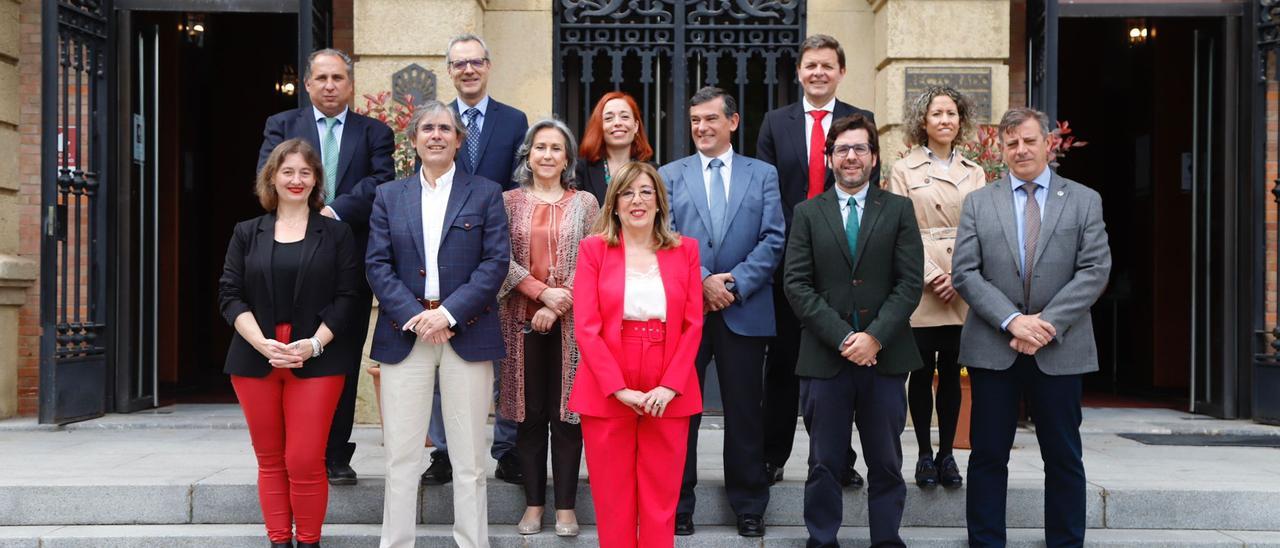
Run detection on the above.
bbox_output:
[463,107,481,173]
[708,158,726,240]
[322,117,339,203]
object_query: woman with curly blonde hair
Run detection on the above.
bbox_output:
[886,85,986,490]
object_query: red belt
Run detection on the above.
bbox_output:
[621,319,665,342]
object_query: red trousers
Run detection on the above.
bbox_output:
[580,321,691,548]
[231,323,345,544]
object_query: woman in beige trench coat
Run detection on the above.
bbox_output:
[886,86,986,489]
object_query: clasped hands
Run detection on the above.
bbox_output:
[404,308,454,344]
[1007,313,1056,355]
[528,288,573,333]
[703,273,735,313]
[929,273,957,303]
[255,337,313,369]
[613,386,678,418]
[841,331,881,367]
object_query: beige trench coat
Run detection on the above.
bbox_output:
[886,145,987,327]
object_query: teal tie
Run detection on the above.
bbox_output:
[845,196,860,260]
[322,117,339,203]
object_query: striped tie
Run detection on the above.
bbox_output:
[322,117,339,203]
[1021,182,1041,303]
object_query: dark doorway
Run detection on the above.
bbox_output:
[1057,16,1238,409]
[123,11,297,405]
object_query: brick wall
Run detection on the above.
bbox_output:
[16,0,41,415]
[1267,55,1278,352]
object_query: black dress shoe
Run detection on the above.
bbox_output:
[764,462,784,485]
[269,542,292,548]
[296,543,320,548]
[675,513,695,536]
[737,513,766,537]
[938,454,963,488]
[915,455,939,488]
[495,452,524,484]
[326,461,357,486]
[839,464,864,488]
[420,452,452,485]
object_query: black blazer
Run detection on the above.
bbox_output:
[756,100,878,229]
[574,159,609,205]
[219,213,363,378]
[256,107,396,253]
[783,185,924,378]
[450,97,529,190]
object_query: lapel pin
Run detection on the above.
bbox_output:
[1057,190,1064,196]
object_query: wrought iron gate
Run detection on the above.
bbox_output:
[40,0,111,424]
[554,0,806,163]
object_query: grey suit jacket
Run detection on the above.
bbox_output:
[951,171,1112,375]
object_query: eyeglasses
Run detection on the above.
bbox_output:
[618,189,657,202]
[830,144,874,158]
[449,58,489,71]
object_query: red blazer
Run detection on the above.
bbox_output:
[568,234,704,418]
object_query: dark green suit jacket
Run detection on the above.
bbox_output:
[783,185,925,378]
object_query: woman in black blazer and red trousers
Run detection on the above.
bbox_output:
[219,138,362,548]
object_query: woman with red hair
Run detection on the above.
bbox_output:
[574,92,655,204]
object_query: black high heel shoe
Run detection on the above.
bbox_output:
[296,542,320,548]
[269,542,293,548]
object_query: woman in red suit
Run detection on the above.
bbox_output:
[568,161,703,548]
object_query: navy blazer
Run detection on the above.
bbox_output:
[659,153,786,338]
[755,100,877,229]
[257,107,396,244]
[219,213,363,378]
[450,98,529,190]
[365,170,511,364]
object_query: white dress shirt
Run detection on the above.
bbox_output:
[698,147,735,207]
[802,97,835,164]
[418,165,458,327]
[622,264,667,321]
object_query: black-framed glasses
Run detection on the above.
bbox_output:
[830,144,873,158]
[449,58,489,71]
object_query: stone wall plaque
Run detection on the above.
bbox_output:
[392,64,436,107]
[904,67,992,121]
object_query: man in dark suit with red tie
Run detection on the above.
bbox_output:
[257,47,396,485]
[755,34,877,487]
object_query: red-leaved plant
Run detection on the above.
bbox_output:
[354,91,418,178]
[957,120,1089,182]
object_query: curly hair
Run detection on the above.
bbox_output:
[905,86,975,148]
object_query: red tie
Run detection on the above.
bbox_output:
[808,110,828,198]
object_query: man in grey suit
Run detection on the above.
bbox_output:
[951,107,1111,548]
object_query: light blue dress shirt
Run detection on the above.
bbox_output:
[1002,166,1052,331]
[312,105,348,155]
[456,95,491,135]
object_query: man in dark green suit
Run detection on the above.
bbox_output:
[783,113,923,548]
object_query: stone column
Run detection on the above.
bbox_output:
[0,0,37,419]
[868,0,1010,167]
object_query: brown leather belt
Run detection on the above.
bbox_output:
[417,298,442,310]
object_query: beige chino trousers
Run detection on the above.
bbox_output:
[378,338,493,548]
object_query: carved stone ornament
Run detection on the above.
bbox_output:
[392,64,436,107]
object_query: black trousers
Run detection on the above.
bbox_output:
[801,366,908,548]
[907,325,962,459]
[967,355,1085,548]
[517,324,583,509]
[678,312,770,517]
[764,283,859,469]
[326,289,372,466]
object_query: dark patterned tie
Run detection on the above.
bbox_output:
[1021,181,1041,304]
[463,107,481,173]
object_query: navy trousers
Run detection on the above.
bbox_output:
[967,354,1086,548]
[801,365,908,548]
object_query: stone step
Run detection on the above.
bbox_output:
[4,477,1279,531]
[3,524,1280,548]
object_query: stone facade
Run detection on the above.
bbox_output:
[0,0,36,419]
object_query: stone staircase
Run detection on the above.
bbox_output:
[2,406,1280,546]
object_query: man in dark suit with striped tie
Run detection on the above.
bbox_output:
[420,33,531,487]
[257,47,396,485]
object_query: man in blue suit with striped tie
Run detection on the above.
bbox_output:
[659,86,786,538]
[420,33,531,487]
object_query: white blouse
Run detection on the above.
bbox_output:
[622,264,666,321]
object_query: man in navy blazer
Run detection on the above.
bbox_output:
[256,48,395,485]
[659,87,785,538]
[755,35,877,488]
[420,33,530,486]
[365,100,509,548]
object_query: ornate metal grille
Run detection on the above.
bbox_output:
[554,0,806,163]
[39,0,110,423]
